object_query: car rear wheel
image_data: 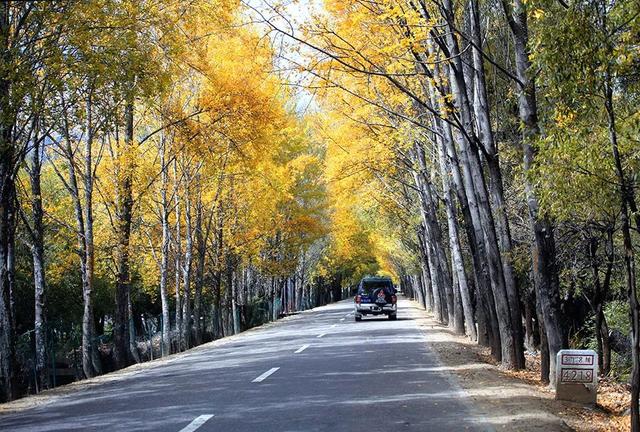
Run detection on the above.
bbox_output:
[355,315,362,322]
[388,314,397,320]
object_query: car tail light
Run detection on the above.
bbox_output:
[391,295,397,304]
[355,295,361,304]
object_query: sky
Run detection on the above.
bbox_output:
[243,0,326,115]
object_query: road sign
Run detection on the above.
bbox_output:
[555,349,598,404]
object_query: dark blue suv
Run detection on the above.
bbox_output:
[354,276,397,321]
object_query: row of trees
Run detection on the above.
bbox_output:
[252,0,639,427]
[0,0,350,403]
[1,0,639,428]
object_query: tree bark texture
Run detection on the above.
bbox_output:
[501,0,565,380]
[29,132,48,391]
[159,137,171,355]
[114,100,135,368]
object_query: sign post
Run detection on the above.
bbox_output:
[555,349,598,404]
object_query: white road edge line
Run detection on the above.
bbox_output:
[415,315,496,432]
[252,367,280,383]
[179,414,214,432]
[317,333,326,338]
[294,344,310,354]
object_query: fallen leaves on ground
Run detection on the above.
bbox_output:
[499,351,631,432]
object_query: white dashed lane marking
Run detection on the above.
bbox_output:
[294,344,310,354]
[179,414,214,432]
[317,333,326,338]
[252,367,280,383]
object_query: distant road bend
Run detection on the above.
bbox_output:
[0,298,491,432]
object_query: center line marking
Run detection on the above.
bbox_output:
[252,367,280,382]
[317,333,326,338]
[340,318,345,321]
[179,414,214,432]
[331,324,337,328]
[295,344,310,353]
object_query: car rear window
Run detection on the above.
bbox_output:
[359,280,393,295]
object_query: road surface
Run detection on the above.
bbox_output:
[0,298,491,431]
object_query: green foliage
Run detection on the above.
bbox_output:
[605,300,633,379]
[605,300,632,336]
[530,0,640,222]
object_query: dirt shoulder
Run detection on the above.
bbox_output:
[411,301,629,432]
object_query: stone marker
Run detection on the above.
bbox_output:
[555,349,598,405]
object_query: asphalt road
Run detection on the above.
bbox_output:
[0,298,491,431]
